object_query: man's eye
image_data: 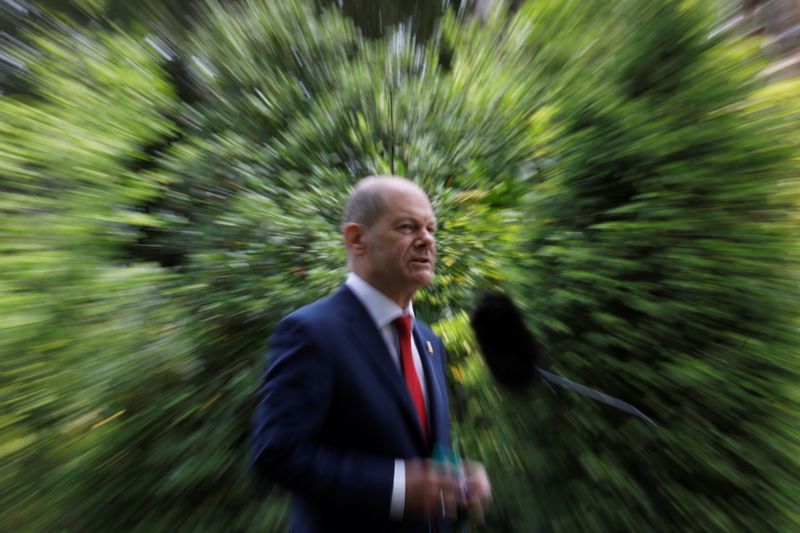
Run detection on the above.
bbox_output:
[398,224,413,232]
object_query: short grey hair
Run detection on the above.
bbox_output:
[340,176,393,230]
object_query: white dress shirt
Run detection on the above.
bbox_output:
[345,272,429,520]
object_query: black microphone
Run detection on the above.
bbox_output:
[470,291,657,427]
[469,291,541,392]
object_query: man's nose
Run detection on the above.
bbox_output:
[416,229,435,247]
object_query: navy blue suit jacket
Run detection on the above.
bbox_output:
[251,285,452,532]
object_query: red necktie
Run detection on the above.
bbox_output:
[393,314,428,444]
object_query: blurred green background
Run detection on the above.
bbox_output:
[2,0,800,531]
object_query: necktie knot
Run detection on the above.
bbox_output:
[392,314,412,335]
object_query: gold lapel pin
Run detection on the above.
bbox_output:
[426,341,433,355]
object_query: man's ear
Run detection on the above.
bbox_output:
[343,222,367,256]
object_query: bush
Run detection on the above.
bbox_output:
[494,1,800,530]
[2,1,526,530]
[3,0,798,531]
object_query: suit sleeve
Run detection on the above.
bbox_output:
[250,313,395,518]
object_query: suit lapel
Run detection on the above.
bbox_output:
[336,287,428,451]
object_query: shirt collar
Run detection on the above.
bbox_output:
[346,272,414,329]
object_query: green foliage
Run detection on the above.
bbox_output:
[0,26,189,530]
[3,0,800,531]
[3,1,524,530]
[486,1,800,531]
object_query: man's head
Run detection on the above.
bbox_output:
[342,176,437,308]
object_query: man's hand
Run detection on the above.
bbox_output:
[404,459,462,520]
[463,460,492,522]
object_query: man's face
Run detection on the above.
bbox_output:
[362,184,437,301]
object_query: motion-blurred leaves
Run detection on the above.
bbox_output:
[2,0,799,531]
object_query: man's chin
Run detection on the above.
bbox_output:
[412,271,434,287]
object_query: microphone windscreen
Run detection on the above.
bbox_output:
[470,291,540,391]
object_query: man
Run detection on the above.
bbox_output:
[251,176,491,532]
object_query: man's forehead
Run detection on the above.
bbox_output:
[390,205,436,222]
